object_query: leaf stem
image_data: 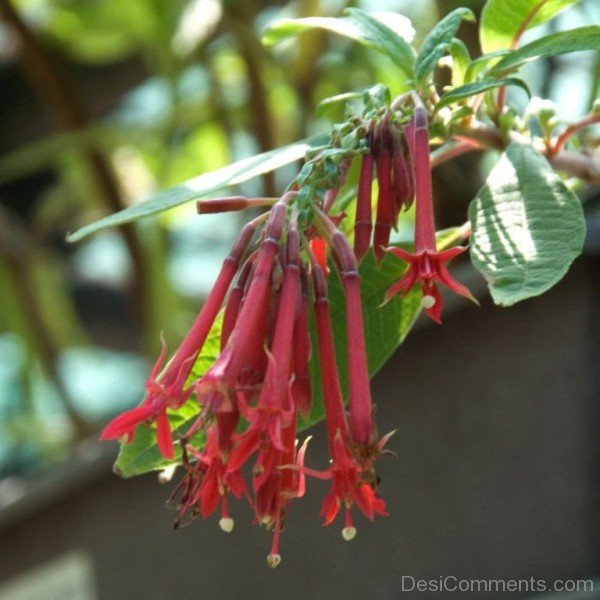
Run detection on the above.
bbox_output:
[550,113,600,156]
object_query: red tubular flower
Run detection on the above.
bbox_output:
[220,252,256,350]
[222,198,289,380]
[226,223,300,474]
[354,126,374,263]
[100,221,256,458]
[170,425,248,532]
[327,222,374,449]
[391,131,414,220]
[258,421,309,568]
[291,266,312,420]
[309,258,387,538]
[319,433,387,533]
[373,116,394,265]
[385,104,474,324]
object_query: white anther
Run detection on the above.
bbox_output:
[219,517,234,533]
[421,294,436,309]
[266,554,282,568]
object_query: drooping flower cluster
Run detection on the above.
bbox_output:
[102,192,388,567]
[354,111,414,264]
[101,97,474,566]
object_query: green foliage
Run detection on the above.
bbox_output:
[480,0,581,52]
[67,135,328,242]
[447,39,471,86]
[489,26,600,75]
[464,49,513,82]
[469,143,586,306]
[262,11,415,50]
[436,78,530,110]
[343,8,416,77]
[415,8,475,89]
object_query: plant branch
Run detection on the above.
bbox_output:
[453,121,600,184]
[551,113,600,156]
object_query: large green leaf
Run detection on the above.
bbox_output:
[67,135,328,242]
[436,78,530,110]
[262,11,415,49]
[343,8,416,76]
[415,8,475,89]
[469,143,585,306]
[480,0,580,53]
[112,252,422,477]
[489,27,600,75]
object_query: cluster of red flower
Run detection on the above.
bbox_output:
[101,103,472,566]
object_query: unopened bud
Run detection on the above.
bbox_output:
[342,527,357,541]
[219,517,234,533]
[266,553,282,568]
[421,294,436,309]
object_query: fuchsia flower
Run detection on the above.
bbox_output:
[169,425,248,531]
[305,258,387,539]
[385,104,474,324]
[100,221,257,458]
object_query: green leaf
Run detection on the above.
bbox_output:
[343,8,416,76]
[112,253,422,477]
[415,8,475,88]
[469,143,585,306]
[447,38,471,86]
[67,135,328,242]
[306,252,422,427]
[316,91,364,117]
[262,12,415,49]
[464,49,513,82]
[480,0,581,53]
[436,78,530,110]
[489,27,600,75]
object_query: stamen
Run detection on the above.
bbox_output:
[158,464,177,484]
[421,294,436,309]
[266,554,282,568]
[342,508,357,541]
[219,518,234,533]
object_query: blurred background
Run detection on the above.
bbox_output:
[0,0,599,598]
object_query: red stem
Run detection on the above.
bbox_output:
[551,113,600,156]
[498,0,547,114]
